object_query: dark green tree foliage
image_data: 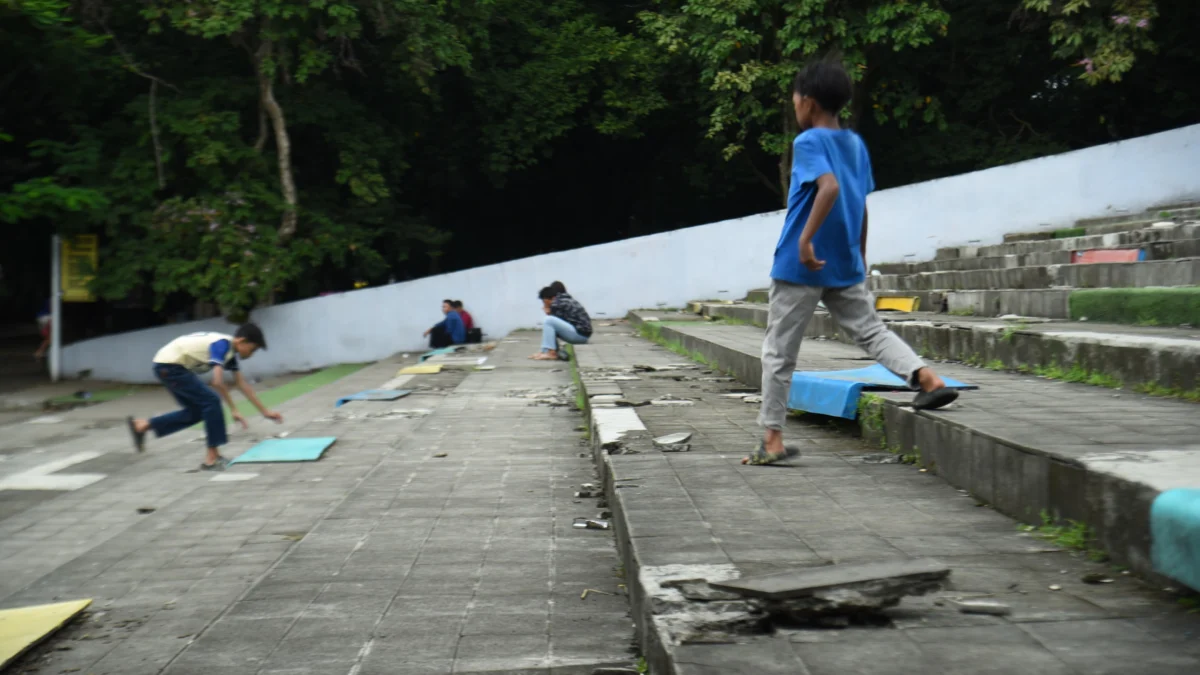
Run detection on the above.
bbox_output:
[1,0,1197,324]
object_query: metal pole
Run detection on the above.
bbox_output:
[50,234,62,382]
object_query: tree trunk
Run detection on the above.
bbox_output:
[777,102,797,206]
[255,42,298,243]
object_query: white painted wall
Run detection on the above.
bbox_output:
[64,124,1200,382]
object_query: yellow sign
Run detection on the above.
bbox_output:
[876,296,920,313]
[398,364,443,375]
[0,599,92,669]
[61,235,98,302]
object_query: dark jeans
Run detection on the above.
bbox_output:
[429,326,453,348]
[148,363,227,448]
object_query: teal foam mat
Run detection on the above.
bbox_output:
[229,437,337,464]
[335,389,411,407]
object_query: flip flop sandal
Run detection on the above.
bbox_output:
[126,416,146,453]
[199,456,230,472]
[912,387,959,411]
[741,441,801,466]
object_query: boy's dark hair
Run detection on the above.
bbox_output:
[792,60,853,115]
[442,298,453,306]
[549,281,566,294]
[235,322,267,350]
[451,300,464,309]
[538,286,557,300]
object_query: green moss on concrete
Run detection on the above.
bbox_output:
[1069,287,1200,326]
[1053,227,1087,239]
[224,363,367,421]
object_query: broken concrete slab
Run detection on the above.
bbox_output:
[709,558,950,601]
[654,432,693,446]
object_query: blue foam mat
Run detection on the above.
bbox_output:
[787,364,977,420]
[335,389,412,407]
[229,437,337,464]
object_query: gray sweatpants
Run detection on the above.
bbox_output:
[758,280,926,430]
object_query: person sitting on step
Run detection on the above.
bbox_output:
[453,300,483,344]
[424,299,466,348]
[531,285,592,361]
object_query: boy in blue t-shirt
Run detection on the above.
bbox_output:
[746,61,959,466]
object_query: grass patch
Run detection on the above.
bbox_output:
[999,322,1029,343]
[1133,382,1200,403]
[948,307,976,317]
[1032,362,1123,389]
[1068,287,1200,327]
[857,393,885,432]
[44,386,148,409]
[1053,227,1087,239]
[567,345,587,412]
[636,321,726,373]
[224,363,368,421]
[710,314,756,327]
[1022,511,1109,562]
[985,359,1006,371]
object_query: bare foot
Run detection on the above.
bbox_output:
[915,367,946,392]
[530,352,557,361]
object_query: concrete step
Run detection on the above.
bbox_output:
[877,237,1200,275]
[624,310,1200,594]
[935,222,1200,263]
[693,301,1200,395]
[869,258,1200,292]
[1076,203,1200,229]
[1002,205,1200,243]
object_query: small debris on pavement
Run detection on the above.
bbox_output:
[580,588,616,600]
[952,599,1012,616]
[136,507,156,514]
[1081,573,1114,584]
[742,396,763,404]
[660,444,691,452]
[433,452,448,458]
[654,432,693,446]
[1049,584,1062,591]
[576,490,598,498]
[574,518,610,530]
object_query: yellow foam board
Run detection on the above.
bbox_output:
[398,364,443,375]
[876,296,919,312]
[0,599,92,668]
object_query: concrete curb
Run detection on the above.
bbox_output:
[571,346,674,675]
[625,311,1197,593]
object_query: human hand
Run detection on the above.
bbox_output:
[800,240,825,271]
[264,410,283,423]
[232,412,249,430]
[423,329,431,337]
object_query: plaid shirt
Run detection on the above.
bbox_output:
[550,293,592,337]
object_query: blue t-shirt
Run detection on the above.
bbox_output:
[770,128,876,288]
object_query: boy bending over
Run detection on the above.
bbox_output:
[127,324,282,470]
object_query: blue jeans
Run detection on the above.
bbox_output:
[148,364,227,448]
[542,316,589,352]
